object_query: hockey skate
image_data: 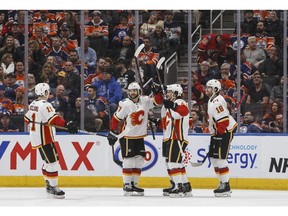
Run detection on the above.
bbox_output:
[131,182,144,196]
[214,182,232,197]
[169,183,184,198]
[46,180,65,199]
[123,183,134,196]
[183,182,193,197]
[163,180,175,196]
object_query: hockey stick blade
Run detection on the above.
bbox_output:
[112,145,123,166]
[190,161,205,167]
[156,57,165,70]
[134,44,145,58]
[190,154,209,167]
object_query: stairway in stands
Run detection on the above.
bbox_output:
[177,10,237,84]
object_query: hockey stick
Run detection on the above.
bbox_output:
[111,145,122,166]
[189,153,209,167]
[156,56,166,71]
[234,93,247,111]
[134,43,145,87]
[30,121,124,166]
[155,57,186,159]
[29,121,127,139]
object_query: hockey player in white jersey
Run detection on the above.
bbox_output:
[205,79,238,197]
[24,83,78,199]
[107,82,163,196]
[161,84,192,197]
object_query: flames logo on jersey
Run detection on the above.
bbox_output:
[130,110,145,126]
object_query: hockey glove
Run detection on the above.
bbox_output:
[107,131,118,146]
[163,99,178,110]
[65,121,78,134]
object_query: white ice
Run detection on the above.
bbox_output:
[0,188,287,216]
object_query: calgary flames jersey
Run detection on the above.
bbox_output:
[24,99,65,149]
[207,94,237,135]
[112,95,159,138]
[160,98,190,142]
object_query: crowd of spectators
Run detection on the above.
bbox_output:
[0,10,286,133]
[187,10,286,134]
[0,10,187,132]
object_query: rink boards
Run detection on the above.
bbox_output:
[0,133,288,190]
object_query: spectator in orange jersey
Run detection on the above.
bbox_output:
[29,26,51,53]
[85,10,109,58]
[138,37,160,83]
[84,57,105,85]
[59,23,79,52]
[32,10,58,37]
[219,63,235,93]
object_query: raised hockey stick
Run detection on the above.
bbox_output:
[234,93,247,111]
[134,43,145,87]
[156,56,166,71]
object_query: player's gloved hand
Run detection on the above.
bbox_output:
[163,99,178,110]
[107,131,118,146]
[65,121,78,134]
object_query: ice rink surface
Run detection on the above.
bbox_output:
[0,187,287,216]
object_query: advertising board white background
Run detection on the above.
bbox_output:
[0,134,288,179]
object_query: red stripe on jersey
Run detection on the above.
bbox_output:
[172,119,183,140]
[41,125,54,145]
[216,119,229,135]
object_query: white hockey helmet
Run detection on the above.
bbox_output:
[166,84,183,97]
[128,82,141,91]
[127,82,141,100]
[206,79,221,93]
[35,83,50,96]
